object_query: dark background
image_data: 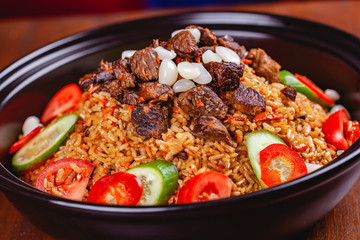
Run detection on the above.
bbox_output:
[1,0,329,18]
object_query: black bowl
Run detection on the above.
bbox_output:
[1,11,360,240]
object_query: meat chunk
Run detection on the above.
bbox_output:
[205,62,244,91]
[186,25,217,46]
[121,90,140,106]
[177,85,227,119]
[199,46,216,55]
[220,83,266,116]
[78,60,136,101]
[166,30,200,59]
[281,86,297,101]
[192,116,233,144]
[138,82,175,103]
[247,48,281,83]
[218,35,247,59]
[152,38,167,48]
[129,47,160,82]
[131,104,171,138]
[174,150,188,160]
[111,60,137,88]
[78,73,96,91]
[100,79,125,101]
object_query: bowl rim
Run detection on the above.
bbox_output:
[1,10,360,214]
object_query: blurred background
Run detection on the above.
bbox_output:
[1,0,329,18]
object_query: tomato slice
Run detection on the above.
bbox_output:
[9,126,43,154]
[322,109,349,150]
[259,143,307,187]
[35,158,94,201]
[41,84,82,124]
[345,120,360,146]
[87,172,143,205]
[177,171,232,204]
[294,73,335,105]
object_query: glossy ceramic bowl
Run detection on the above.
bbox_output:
[1,11,360,240]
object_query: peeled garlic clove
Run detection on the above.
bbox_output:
[171,29,200,43]
[171,29,183,38]
[325,89,340,101]
[187,28,201,43]
[202,50,222,64]
[155,46,176,60]
[330,105,350,118]
[192,63,212,84]
[305,163,323,174]
[173,79,196,93]
[215,46,241,65]
[22,116,42,136]
[177,61,201,79]
[121,50,136,59]
[158,58,178,86]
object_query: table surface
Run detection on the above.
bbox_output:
[0,1,360,239]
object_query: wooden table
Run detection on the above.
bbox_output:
[0,1,359,239]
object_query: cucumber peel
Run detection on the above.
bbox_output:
[245,130,286,188]
[12,113,78,173]
[126,160,178,205]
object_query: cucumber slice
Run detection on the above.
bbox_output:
[12,113,78,173]
[245,130,286,188]
[126,160,178,205]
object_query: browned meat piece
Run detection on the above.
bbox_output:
[218,35,247,59]
[165,30,200,59]
[129,47,160,82]
[138,82,175,103]
[174,150,188,160]
[93,70,113,84]
[247,48,281,83]
[177,85,227,119]
[152,39,167,48]
[78,60,136,101]
[101,79,125,101]
[186,25,217,46]
[121,90,141,106]
[220,83,266,116]
[192,116,233,144]
[199,46,216,55]
[205,62,244,91]
[78,73,95,91]
[111,60,137,89]
[281,86,297,101]
[131,104,171,138]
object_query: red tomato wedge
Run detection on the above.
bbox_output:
[259,144,307,187]
[87,172,143,205]
[41,84,82,124]
[35,158,94,201]
[294,73,335,105]
[345,120,360,147]
[177,171,231,204]
[9,126,43,154]
[322,109,349,150]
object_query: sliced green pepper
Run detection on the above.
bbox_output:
[279,70,334,108]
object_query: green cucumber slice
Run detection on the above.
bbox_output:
[12,113,78,173]
[126,160,178,205]
[279,70,333,107]
[245,130,286,188]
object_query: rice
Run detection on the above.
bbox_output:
[22,65,339,202]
